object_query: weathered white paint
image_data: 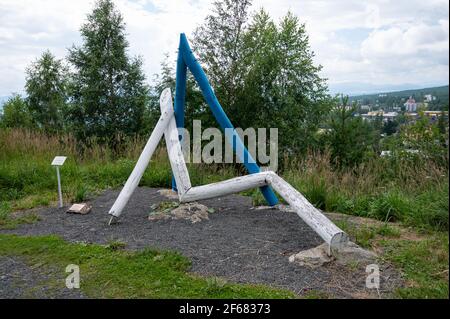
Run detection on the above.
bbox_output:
[159,88,191,197]
[108,91,174,218]
[180,172,269,202]
[264,172,348,254]
[180,170,348,254]
[108,87,348,255]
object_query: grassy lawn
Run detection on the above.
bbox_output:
[0,234,295,299]
[335,218,449,299]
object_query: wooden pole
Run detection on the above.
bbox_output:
[108,88,174,219]
[180,170,348,254]
[108,88,348,255]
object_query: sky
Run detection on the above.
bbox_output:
[0,0,448,97]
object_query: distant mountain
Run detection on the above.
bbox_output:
[329,82,430,96]
[347,85,449,109]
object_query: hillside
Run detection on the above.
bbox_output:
[348,85,449,110]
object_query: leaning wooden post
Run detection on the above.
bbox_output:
[108,88,174,222]
[172,44,188,192]
[265,172,348,255]
[178,33,279,206]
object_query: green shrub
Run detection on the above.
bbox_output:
[369,190,412,222]
[414,185,449,231]
[0,202,11,221]
[303,178,327,210]
[75,184,89,202]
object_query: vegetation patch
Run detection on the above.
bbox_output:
[0,202,40,230]
[334,216,448,299]
[0,234,294,299]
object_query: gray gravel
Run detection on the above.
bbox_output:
[0,256,85,299]
[0,187,401,298]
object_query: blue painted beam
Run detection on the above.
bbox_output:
[176,33,278,206]
[172,42,188,191]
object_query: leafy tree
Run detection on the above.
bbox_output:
[193,0,251,114]
[383,119,399,136]
[150,54,204,134]
[25,50,68,132]
[67,0,149,145]
[0,94,33,129]
[325,96,375,167]
[191,4,331,155]
[398,114,448,167]
[238,10,331,154]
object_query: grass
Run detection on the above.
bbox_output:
[1,129,447,232]
[0,128,448,298]
[0,201,40,229]
[336,219,449,299]
[282,150,449,231]
[381,234,449,299]
[0,234,295,298]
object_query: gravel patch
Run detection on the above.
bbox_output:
[0,256,85,299]
[1,187,402,298]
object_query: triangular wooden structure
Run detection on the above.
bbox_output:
[108,35,348,255]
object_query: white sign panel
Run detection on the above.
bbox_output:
[51,156,67,166]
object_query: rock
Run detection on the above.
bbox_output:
[149,202,210,223]
[289,243,333,268]
[289,241,378,268]
[66,203,92,214]
[157,189,179,200]
[333,241,377,266]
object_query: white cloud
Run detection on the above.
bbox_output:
[0,0,448,96]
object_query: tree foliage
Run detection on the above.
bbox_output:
[25,50,68,132]
[181,2,331,154]
[67,0,149,144]
[238,10,331,153]
[193,0,251,112]
[398,113,449,167]
[0,94,33,129]
[324,96,375,167]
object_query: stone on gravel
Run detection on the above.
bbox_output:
[333,241,377,266]
[67,203,92,214]
[149,202,210,223]
[157,189,179,200]
[290,241,377,268]
[289,243,333,268]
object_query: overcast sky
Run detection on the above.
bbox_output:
[0,0,448,97]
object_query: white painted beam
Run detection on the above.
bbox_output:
[264,172,348,254]
[180,172,269,202]
[179,169,348,254]
[159,88,191,197]
[108,89,174,218]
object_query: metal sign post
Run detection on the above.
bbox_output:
[51,156,67,208]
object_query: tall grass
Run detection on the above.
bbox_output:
[0,128,448,231]
[281,150,448,230]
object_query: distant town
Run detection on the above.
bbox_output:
[348,85,449,124]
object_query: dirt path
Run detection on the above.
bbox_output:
[0,187,402,298]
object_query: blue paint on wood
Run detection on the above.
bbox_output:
[172,42,188,191]
[173,33,278,205]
